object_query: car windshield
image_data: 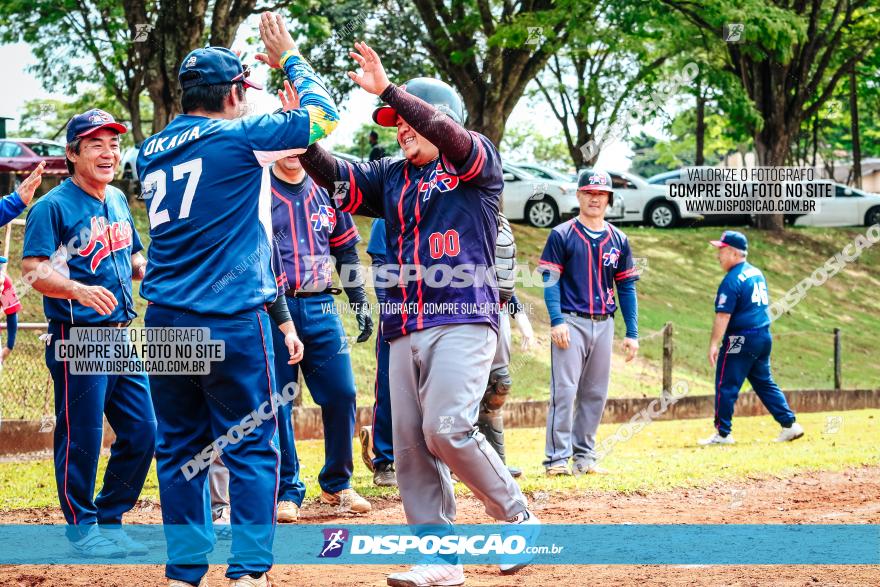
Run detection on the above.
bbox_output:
[506,165,537,179]
[28,143,65,157]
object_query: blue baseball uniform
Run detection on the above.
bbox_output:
[327,130,531,528]
[539,219,639,470]
[334,131,502,339]
[713,261,795,436]
[137,51,337,584]
[22,179,156,540]
[366,218,393,469]
[0,190,27,227]
[269,171,360,505]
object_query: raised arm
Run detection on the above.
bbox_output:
[348,42,472,166]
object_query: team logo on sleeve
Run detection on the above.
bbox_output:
[78,216,134,273]
[602,247,621,268]
[716,293,728,308]
[418,162,460,202]
[310,205,337,232]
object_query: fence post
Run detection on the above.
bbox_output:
[833,328,842,391]
[662,322,673,395]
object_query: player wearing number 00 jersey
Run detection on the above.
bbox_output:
[136,26,338,587]
[700,230,803,446]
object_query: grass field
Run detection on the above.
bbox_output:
[0,409,876,510]
[1,201,878,417]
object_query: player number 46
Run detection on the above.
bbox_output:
[751,281,768,306]
[143,158,203,228]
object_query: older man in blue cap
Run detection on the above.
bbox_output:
[700,230,804,446]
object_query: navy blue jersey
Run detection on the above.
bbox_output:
[271,173,359,292]
[367,218,387,264]
[538,219,638,315]
[137,55,337,315]
[22,179,142,324]
[332,131,502,340]
[715,261,771,332]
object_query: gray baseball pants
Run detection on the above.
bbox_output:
[389,323,528,525]
[544,314,615,469]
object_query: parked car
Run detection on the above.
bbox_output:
[790,183,880,227]
[120,144,140,182]
[511,162,576,182]
[0,138,68,179]
[608,169,702,228]
[501,163,624,228]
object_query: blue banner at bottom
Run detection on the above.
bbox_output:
[0,524,875,565]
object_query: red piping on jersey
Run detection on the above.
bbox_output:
[342,163,363,213]
[272,187,301,289]
[597,226,613,313]
[61,324,76,524]
[396,164,411,334]
[329,226,357,248]
[257,313,281,523]
[413,178,424,330]
[460,132,486,181]
[616,267,639,281]
[571,223,594,314]
[304,183,318,284]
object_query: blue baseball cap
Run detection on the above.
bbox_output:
[178,47,263,90]
[577,169,613,193]
[710,230,748,252]
[66,109,127,143]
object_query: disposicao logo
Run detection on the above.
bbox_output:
[318,528,349,558]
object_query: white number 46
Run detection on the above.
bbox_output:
[142,158,203,228]
[751,281,768,306]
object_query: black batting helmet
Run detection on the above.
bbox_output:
[373,77,464,127]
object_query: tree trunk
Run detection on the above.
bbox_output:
[753,125,791,231]
[695,78,705,166]
[849,69,861,189]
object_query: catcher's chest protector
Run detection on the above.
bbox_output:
[496,213,517,302]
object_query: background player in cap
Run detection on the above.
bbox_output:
[539,169,639,477]
[266,81,373,518]
[700,230,804,446]
[298,42,537,586]
[21,108,156,557]
[136,12,338,587]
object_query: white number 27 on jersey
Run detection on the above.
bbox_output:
[751,281,769,306]
[142,158,203,228]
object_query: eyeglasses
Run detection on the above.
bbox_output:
[231,64,253,83]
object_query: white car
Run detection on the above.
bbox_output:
[608,170,702,228]
[501,164,624,228]
[791,183,880,227]
[511,162,576,183]
[119,144,140,183]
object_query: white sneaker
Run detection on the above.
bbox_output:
[698,433,735,446]
[277,500,300,523]
[169,578,208,587]
[70,526,126,558]
[500,510,541,575]
[102,527,149,555]
[229,573,270,587]
[774,422,804,442]
[387,564,464,587]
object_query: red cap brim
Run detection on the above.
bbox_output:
[77,122,127,138]
[577,186,612,194]
[373,106,398,127]
[709,240,728,248]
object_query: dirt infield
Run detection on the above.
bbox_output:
[1,466,878,586]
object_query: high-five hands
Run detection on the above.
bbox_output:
[347,41,391,96]
[256,12,297,69]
